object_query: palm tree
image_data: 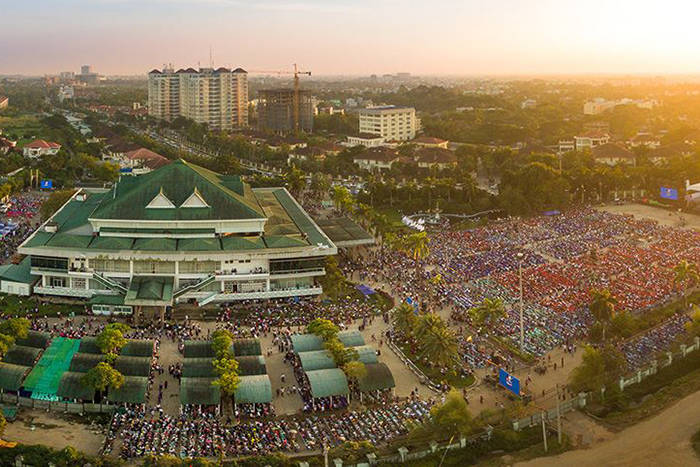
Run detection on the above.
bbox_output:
[419,325,459,369]
[404,231,430,283]
[415,312,446,342]
[468,298,506,327]
[332,186,351,213]
[590,288,618,342]
[372,214,391,244]
[393,302,417,339]
[673,260,700,309]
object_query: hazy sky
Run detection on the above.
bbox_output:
[2,0,700,76]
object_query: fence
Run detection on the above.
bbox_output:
[512,335,700,431]
[1,393,116,414]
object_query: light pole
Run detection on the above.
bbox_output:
[516,251,525,353]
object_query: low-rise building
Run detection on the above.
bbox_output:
[411,136,449,149]
[574,132,610,151]
[23,140,61,158]
[358,106,417,141]
[353,147,399,171]
[123,148,172,175]
[413,147,457,170]
[592,143,635,166]
[346,134,386,148]
[647,143,694,165]
[629,133,661,149]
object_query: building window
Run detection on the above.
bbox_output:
[71,278,86,289]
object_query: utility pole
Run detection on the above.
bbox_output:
[517,252,525,352]
[541,411,548,452]
[556,385,562,445]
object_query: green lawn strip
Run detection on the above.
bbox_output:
[588,345,700,429]
[396,341,475,388]
[398,428,570,467]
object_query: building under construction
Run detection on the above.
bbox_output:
[257,88,314,134]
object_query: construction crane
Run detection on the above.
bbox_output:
[249,64,311,132]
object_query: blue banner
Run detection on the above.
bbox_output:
[406,297,419,314]
[660,187,678,200]
[40,180,53,189]
[498,368,520,395]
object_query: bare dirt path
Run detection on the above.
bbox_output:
[516,389,700,467]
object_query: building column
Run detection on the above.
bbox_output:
[266,279,271,292]
[174,261,179,290]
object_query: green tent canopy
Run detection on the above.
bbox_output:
[15,331,50,349]
[338,330,365,347]
[184,340,214,358]
[78,336,102,354]
[114,356,152,377]
[357,363,395,393]
[56,371,95,401]
[236,356,267,376]
[180,377,220,406]
[3,345,42,367]
[120,340,155,358]
[68,353,106,373]
[0,362,31,391]
[355,346,379,365]
[106,376,148,404]
[232,338,262,356]
[234,375,272,404]
[182,358,215,378]
[298,350,336,372]
[290,334,324,353]
[306,369,349,398]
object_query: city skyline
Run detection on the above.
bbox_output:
[3,0,700,76]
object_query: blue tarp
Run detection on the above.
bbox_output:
[356,285,375,296]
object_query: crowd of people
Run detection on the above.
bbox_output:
[105,400,432,459]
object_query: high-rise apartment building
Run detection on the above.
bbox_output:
[358,106,417,141]
[148,67,248,130]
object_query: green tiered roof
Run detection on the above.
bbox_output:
[90,160,265,221]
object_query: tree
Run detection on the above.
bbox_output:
[685,306,700,336]
[0,334,14,357]
[414,312,446,342]
[343,360,367,380]
[40,189,76,221]
[674,260,700,309]
[589,288,618,342]
[411,389,475,441]
[212,356,240,396]
[404,231,430,284]
[0,412,6,437]
[96,327,128,355]
[211,329,234,359]
[319,256,345,299]
[310,172,331,196]
[419,325,459,369]
[468,298,506,327]
[307,318,339,341]
[393,302,418,338]
[328,441,376,463]
[568,345,625,395]
[82,362,124,398]
[0,317,29,340]
[284,165,306,198]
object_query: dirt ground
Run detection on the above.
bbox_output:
[4,409,105,456]
[597,203,700,230]
[516,381,700,466]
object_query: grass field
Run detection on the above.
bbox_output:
[396,341,475,388]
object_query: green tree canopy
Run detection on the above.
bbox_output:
[82,362,125,394]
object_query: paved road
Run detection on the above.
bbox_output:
[517,389,700,467]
